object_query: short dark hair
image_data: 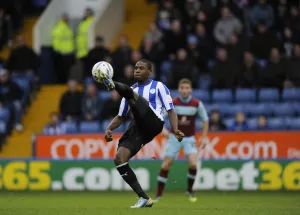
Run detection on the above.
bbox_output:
[211,109,220,115]
[178,78,192,87]
[138,59,153,70]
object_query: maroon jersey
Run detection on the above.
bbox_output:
[172,97,202,137]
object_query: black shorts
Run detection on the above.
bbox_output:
[118,97,164,158]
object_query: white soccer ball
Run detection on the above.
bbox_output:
[91,61,114,83]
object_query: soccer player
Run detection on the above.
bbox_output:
[155,78,209,203]
[98,59,185,208]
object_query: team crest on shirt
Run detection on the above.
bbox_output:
[150,88,156,94]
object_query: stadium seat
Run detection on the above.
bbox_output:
[79,121,102,133]
[286,117,300,130]
[205,103,222,115]
[221,103,243,117]
[244,103,272,116]
[192,90,210,103]
[293,102,300,115]
[235,88,256,103]
[272,103,296,117]
[224,117,235,128]
[61,121,78,133]
[282,88,300,101]
[268,117,286,130]
[169,90,180,98]
[247,118,258,130]
[0,108,10,122]
[102,120,124,133]
[258,88,280,102]
[98,92,111,101]
[212,89,233,103]
[198,75,211,90]
[0,121,7,134]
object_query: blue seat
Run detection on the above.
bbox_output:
[247,118,258,130]
[221,103,243,117]
[268,117,286,130]
[286,117,300,130]
[205,103,222,114]
[0,121,7,134]
[235,88,256,103]
[224,117,235,128]
[258,88,279,102]
[198,75,211,90]
[282,88,300,101]
[293,102,300,115]
[0,108,10,122]
[212,89,233,103]
[169,90,180,98]
[244,103,272,116]
[61,121,78,133]
[98,91,111,101]
[193,90,210,103]
[102,120,124,133]
[272,103,295,117]
[79,121,102,133]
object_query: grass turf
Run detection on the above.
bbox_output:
[0,191,299,215]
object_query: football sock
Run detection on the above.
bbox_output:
[156,169,169,197]
[187,168,197,193]
[114,82,134,100]
[116,162,149,199]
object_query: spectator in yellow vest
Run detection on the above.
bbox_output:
[76,8,94,59]
[52,14,75,83]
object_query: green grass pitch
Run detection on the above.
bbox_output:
[0,191,299,215]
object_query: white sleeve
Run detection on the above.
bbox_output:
[157,82,174,111]
[198,101,209,122]
[118,98,130,117]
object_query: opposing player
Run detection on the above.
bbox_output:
[98,59,184,208]
[155,78,209,203]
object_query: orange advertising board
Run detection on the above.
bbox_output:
[34,132,300,160]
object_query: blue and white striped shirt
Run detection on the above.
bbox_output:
[118,80,174,121]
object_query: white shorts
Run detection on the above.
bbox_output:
[164,134,198,158]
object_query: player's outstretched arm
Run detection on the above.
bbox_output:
[104,115,125,142]
[167,109,184,142]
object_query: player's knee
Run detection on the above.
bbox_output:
[189,163,197,170]
[161,160,173,170]
[114,154,124,166]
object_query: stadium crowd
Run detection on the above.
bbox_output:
[0,0,300,140]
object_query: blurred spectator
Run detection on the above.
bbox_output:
[76,8,94,59]
[186,35,207,73]
[274,0,289,32]
[229,112,249,131]
[120,65,135,86]
[286,44,300,87]
[257,115,269,131]
[213,7,243,45]
[43,112,66,135]
[259,48,285,89]
[145,23,163,44]
[101,90,121,120]
[59,80,82,121]
[0,8,10,50]
[52,13,75,83]
[285,6,300,36]
[217,0,244,21]
[211,48,237,89]
[209,109,227,131]
[4,35,38,74]
[170,48,198,88]
[140,37,162,69]
[251,0,274,28]
[163,19,186,59]
[282,27,298,58]
[112,36,133,77]
[85,36,110,78]
[82,83,101,121]
[157,0,181,22]
[238,51,259,88]
[157,10,171,31]
[250,22,280,59]
[183,0,201,31]
[226,34,244,65]
[128,50,142,68]
[194,23,214,63]
[0,69,23,131]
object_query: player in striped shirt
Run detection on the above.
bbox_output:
[98,59,184,208]
[155,79,209,203]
